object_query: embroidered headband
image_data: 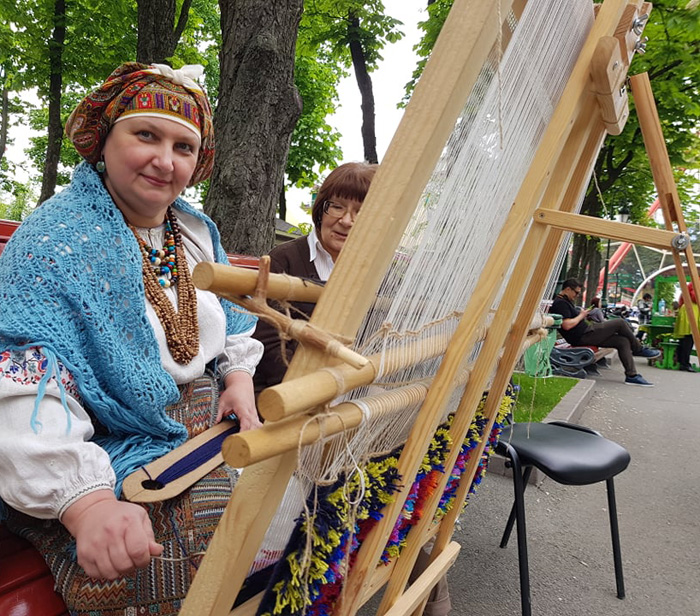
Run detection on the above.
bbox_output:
[65,62,215,186]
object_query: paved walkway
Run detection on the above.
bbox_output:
[448,355,700,615]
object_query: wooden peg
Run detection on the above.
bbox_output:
[254,256,271,300]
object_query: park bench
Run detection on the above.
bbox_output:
[550,340,615,379]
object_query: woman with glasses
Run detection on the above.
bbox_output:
[253,162,376,394]
[252,161,453,615]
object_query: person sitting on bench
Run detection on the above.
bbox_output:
[550,278,660,387]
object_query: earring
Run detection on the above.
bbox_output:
[96,159,106,173]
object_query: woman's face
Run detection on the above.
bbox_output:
[102,116,200,227]
[319,196,363,261]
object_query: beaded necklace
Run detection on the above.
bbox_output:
[128,207,199,364]
[139,216,178,288]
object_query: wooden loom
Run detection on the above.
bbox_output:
[130,0,698,614]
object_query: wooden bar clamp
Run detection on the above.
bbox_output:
[614,3,652,65]
[590,36,629,134]
[589,2,652,135]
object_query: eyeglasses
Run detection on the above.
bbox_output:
[574,288,582,296]
[322,200,359,220]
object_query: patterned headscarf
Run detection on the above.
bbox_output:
[65,62,215,186]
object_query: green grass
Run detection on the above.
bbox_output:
[511,372,579,423]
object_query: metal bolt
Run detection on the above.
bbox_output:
[634,36,649,55]
[671,233,691,251]
[633,14,649,35]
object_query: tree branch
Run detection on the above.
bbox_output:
[173,0,193,50]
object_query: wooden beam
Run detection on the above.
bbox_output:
[380,542,461,616]
[629,72,700,361]
[193,261,323,303]
[180,0,517,613]
[533,208,682,249]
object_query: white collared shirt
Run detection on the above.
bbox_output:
[307,227,335,282]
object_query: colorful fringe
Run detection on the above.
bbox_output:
[256,386,515,616]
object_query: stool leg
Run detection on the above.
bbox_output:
[500,448,532,616]
[606,478,625,599]
[500,466,533,548]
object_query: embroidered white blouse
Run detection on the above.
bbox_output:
[0,210,262,520]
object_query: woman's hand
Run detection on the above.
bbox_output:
[217,371,262,431]
[61,490,163,580]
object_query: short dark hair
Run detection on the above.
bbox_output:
[311,162,378,231]
[562,278,583,291]
[643,293,652,300]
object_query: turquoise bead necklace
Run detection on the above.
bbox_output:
[134,211,180,288]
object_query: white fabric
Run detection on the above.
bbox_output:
[306,227,334,282]
[0,210,262,520]
[148,63,204,91]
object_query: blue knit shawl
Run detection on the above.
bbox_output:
[0,162,256,495]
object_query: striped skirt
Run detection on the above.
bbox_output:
[6,375,240,615]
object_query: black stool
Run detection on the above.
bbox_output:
[495,421,630,616]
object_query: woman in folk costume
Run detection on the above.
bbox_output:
[674,281,699,372]
[0,62,263,613]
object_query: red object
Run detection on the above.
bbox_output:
[0,218,260,270]
[0,525,69,616]
[0,219,20,256]
[596,198,662,294]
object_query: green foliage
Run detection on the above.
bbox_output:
[169,0,221,100]
[0,0,139,191]
[512,372,578,423]
[584,0,700,223]
[401,0,452,107]
[0,179,37,221]
[24,92,83,186]
[301,0,404,71]
[289,221,313,236]
[285,0,405,189]
[287,51,343,188]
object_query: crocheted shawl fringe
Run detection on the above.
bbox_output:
[0,162,256,497]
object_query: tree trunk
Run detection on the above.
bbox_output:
[567,233,603,306]
[136,0,191,64]
[278,185,287,222]
[348,13,378,164]
[582,236,601,306]
[0,83,8,165]
[205,0,303,256]
[38,0,66,205]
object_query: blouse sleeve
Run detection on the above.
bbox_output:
[0,348,115,520]
[216,326,264,380]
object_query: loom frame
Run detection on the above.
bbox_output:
[168,1,698,614]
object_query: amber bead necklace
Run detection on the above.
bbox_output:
[128,207,199,364]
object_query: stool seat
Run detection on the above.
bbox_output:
[495,421,630,616]
[498,423,630,485]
